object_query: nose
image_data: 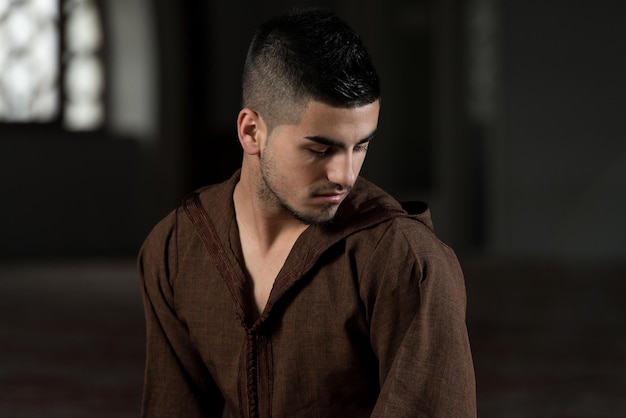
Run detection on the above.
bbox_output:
[326,151,357,189]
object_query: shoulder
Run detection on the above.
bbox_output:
[351,215,458,269]
[338,177,458,266]
[138,208,180,278]
[388,215,455,258]
[141,208,179,254]
[141,172,239,254]
[345,213,464,298]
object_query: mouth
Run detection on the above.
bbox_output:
[314,191,348,204]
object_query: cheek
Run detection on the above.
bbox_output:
[356,152,367,165]
[352,152,368,173]
[292,165,321,186]
[269,154,314,186]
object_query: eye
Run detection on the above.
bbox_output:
[308,148,330,158]
[354,143,369,153]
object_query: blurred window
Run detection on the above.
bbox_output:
[0,0,104,130]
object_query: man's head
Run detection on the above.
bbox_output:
[237,10,381,226]
[242,9,380,132]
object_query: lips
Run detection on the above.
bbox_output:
[315,192,348,204]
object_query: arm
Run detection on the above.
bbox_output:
[137,209,224,417]
[363,222,476,417]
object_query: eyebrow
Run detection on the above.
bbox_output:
[304,129,377,148]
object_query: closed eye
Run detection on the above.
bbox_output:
[305,132,374,155]
[309,148,331,158]
[354,143,369,153]
[308,143,368,158]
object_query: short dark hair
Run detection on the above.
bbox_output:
[242,9,380,130]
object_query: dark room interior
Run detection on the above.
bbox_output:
[1,0,625,417]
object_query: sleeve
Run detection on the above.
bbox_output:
[137,209,225,417]
[362,222,477,418]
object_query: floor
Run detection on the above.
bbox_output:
[0,261,144,418]
[463,258,626,418]
[0,257,625,417]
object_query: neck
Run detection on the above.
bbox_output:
[233,167,308,252]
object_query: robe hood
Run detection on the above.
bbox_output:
[332,176,435,235]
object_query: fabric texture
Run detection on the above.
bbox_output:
[138,171,476,417]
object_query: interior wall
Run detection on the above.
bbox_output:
[7,0,622,261]
[0,0,162,259]
[492,1,626,260]
[0,0,471,258]
[0,132,144,258]
[185,0,626,261]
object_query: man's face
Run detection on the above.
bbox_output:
[257,100,380,225]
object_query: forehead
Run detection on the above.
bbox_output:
[286,100,380,140]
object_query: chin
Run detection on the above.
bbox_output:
[292,206,338,226]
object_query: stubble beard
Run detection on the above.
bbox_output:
[258,155,337,227]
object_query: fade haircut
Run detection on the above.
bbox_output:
[242,9,380,132]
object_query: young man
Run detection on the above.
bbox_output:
[138,9,476,418]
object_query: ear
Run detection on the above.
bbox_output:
[237,108,266,156]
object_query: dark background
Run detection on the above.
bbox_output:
[0,0,625,416]
[1,0,625,261]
